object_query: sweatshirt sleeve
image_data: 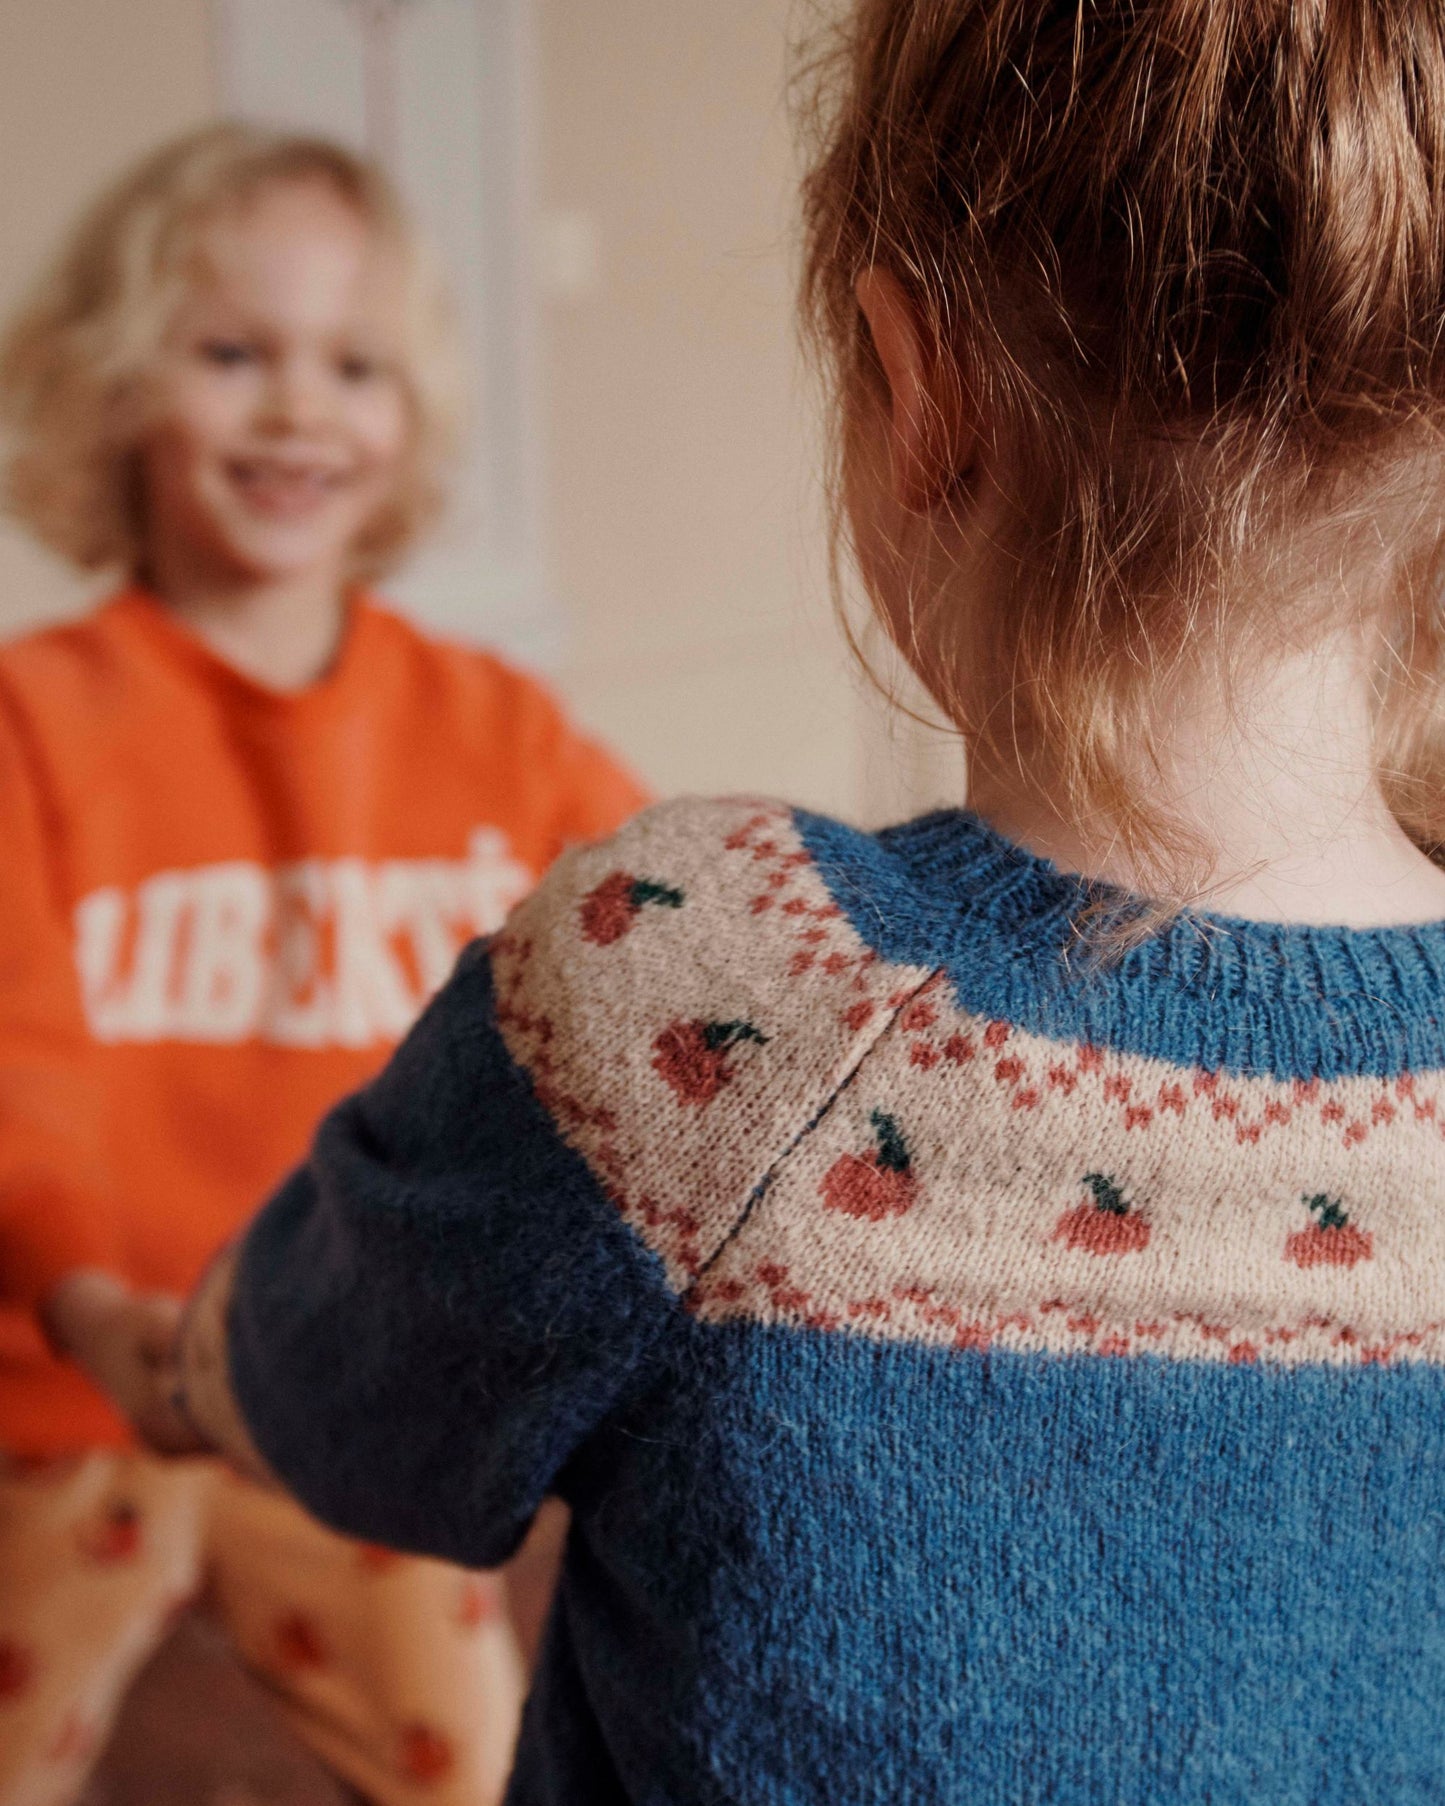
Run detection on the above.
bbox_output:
[0,694,118,1307]
[188,939,676,1569]
[527,679,650,855]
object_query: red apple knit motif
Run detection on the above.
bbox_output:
[580,872,684,945]
[821,1110,919,1220]
[1285,1193,1374,1269]
[653,1020,769,1105]
[1052,1173,1152,1255]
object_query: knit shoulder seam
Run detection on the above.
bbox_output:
[683,965,947,1298]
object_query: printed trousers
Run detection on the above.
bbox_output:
[0,1452,525,1806]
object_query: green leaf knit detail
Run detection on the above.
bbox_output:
[1083,1172,1130,1216]
[701,1020,769,1053]
[1304,1192,1350,1231]
[630,880,685,910]
[870,1109,911,1173]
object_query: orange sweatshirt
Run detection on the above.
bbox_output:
[0,587,647,1454]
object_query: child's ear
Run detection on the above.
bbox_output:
[855,266,973,512]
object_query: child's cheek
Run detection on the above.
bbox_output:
[352,384,411,473]
[142,367,253,465]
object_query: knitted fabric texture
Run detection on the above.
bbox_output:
[214,797,1445,1805]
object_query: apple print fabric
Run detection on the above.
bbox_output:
[0,1453,522,1805]
[491,798,935,1291]
[488,797,1445,1370]
[692,998,1439,1367]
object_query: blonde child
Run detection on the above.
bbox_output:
[172,5,1445,1801]
[0,125,644,1805]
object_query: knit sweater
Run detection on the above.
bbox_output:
[185,796,1445,1805]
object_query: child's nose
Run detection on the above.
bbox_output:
[259,357,333,433]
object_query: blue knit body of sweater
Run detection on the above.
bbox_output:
[203,799,1445,1803]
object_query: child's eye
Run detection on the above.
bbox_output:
[338,353,383,383]
[199,339,258,369]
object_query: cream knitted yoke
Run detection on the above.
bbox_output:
[189,796,1445,1805]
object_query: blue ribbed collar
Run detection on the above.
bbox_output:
[795,807,1445,1080]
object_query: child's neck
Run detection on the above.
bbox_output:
[146,558,350,693]
[966,633,1445,929]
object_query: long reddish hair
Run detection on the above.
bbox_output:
[800,1,1445,875]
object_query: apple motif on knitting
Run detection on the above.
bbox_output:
[580,871,685,945]
[78,1500,142,1563]
[1285,1193,1373,1268]
[821,1110,919,1220]
[400,1722,456,1783]
[652,1019,768,1105]
[0,1638,34,1700]
[1052,1173,1151,1255]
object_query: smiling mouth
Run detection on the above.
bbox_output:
[227,459,353,519]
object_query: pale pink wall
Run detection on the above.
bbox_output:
[536,0,867,814]
[0,0,216,632]
[535,0,961,818]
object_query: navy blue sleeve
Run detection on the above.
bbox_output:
[224,941,674,1569]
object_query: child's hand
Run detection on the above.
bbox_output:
[41,1269,208,1456]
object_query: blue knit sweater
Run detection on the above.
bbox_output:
[186,798,1445,1804]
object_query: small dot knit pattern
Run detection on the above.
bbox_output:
[199,797,1445,1804]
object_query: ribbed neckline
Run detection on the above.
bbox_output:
[798,807,1445,1080]
[109,585,384,719]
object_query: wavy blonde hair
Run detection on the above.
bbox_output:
[0,122,462,580]
[800,0,1445,874]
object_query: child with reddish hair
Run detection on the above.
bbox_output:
[177,6,1445,1801]
[0,123,642,1805]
